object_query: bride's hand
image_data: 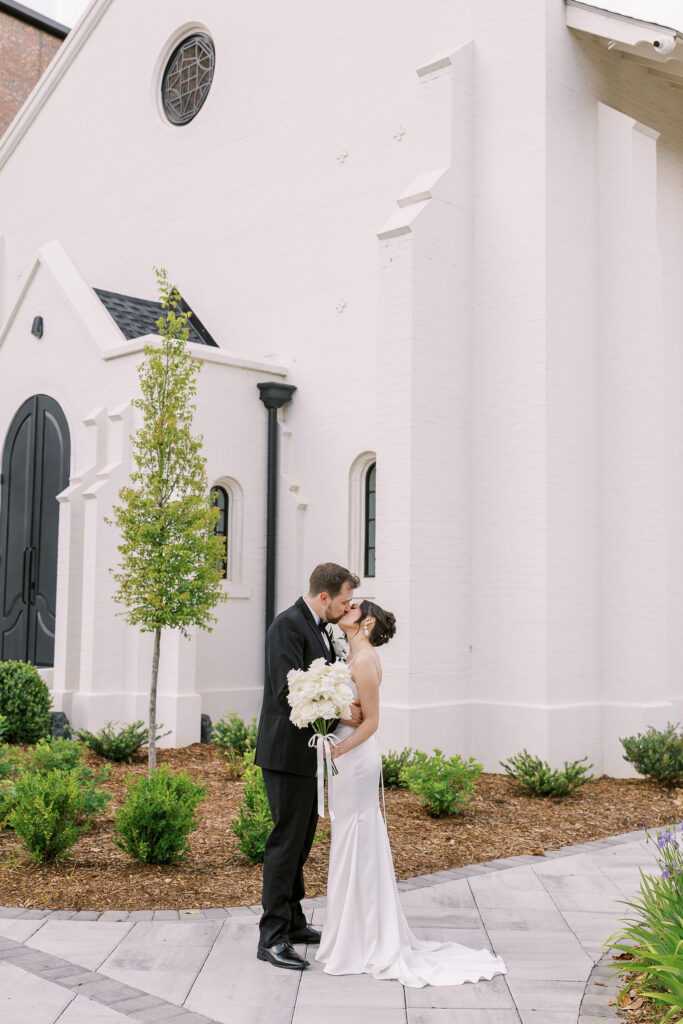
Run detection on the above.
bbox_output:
[330,740,345,759]
[348,700,363,727]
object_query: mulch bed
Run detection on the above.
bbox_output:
[0,744,681,913]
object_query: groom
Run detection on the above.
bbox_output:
[255,562,362,970]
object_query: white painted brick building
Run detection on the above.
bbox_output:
[1,0,681,774]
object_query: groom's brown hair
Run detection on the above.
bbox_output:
[309,563,360,598]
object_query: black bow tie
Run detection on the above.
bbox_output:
[317,619,328,632]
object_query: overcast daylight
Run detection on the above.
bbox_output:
[24,0,89,27]
[3,0,683,1018]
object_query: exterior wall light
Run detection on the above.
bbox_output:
[31,316,43,339]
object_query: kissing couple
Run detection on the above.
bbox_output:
[253,562,506,987]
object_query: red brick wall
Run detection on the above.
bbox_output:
[0,11,63,137]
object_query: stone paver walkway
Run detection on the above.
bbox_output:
[0,828,658,1024]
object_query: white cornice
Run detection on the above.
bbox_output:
[566,1,681,52]
[0,0,114,173]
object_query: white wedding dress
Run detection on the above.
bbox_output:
[316,679,506,987]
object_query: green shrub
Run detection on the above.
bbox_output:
[0,661,51,743]
[0,714,6,742]
[230,749,273,863]
[382,748,414,789]
[28,738,84,775]
[22,738,111,819]
[213,711,258,777]
[71,721,166,762]
[114,765,205,864]
[607,821,683,1022]
[500,750,594,797]
[399,749,482,817]
[0,744,20,782]
[9,767,110,862]
[0,782,16,830]
[620,723,683,786]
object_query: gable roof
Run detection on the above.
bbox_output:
[0,239,287,375]
[94,289,218,347]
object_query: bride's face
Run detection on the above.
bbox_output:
[338,603,362,633]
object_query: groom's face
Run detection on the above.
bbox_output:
[322,582,355,623]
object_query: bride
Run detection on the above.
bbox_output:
[316,599,506,988]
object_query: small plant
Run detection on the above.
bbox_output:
[114,765,205,864]
[620,723,683,786]
[28,738,84,775]
[0,714,6,742]
[9,767,110,863]
[399,749,482,817]
[382,748,414,789]
[0,781,17,830]
[607,821,683,1021]
[213,711,258,777]
[230,749,273,863]
[20,738,111,819]
[0,744,20,782]
[500,750,594,797]
[71,721,166,762]
[0,661,51,743]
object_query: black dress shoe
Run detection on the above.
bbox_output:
[288,925,321,944]
[257,940,310,970]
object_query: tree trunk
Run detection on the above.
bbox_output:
[149,626,161,773]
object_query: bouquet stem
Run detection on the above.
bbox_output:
[312,720,339,775]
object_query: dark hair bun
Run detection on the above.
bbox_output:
[359,600,396,648]
[371,610,396,648]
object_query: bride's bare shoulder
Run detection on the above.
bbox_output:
[348,649,381,683]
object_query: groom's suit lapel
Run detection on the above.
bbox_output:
[295,596,330,661]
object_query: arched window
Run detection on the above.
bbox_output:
[364,462,376,578]
[348,451,376,584]
[210,485,228,580]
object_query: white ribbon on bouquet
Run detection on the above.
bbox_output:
[308,733,337,819]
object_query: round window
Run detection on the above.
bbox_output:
[161,33,215,126]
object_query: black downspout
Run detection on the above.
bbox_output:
[257,382,297,632]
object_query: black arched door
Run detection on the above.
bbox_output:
[0,396,70,666]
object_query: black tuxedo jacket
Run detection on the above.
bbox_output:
[254,596,337,776]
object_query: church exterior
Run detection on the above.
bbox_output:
[1,0,681,775]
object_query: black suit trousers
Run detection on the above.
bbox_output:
[259,768,319,947]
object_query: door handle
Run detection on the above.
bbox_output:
[22,547,30,605]
[27,546,36,604]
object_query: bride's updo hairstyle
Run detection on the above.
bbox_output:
[358,600,396,648]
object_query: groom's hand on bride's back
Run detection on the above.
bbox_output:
[340,700,364,728]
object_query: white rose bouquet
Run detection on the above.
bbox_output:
[287,657,354,779]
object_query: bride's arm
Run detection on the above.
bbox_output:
[330,653,380,758]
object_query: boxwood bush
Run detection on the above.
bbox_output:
[0,661,51,743]
[9,766,111,862]
[399,749,482,817]
[230,749,273,863]
[213,711,258,777]
[114,766,206,864]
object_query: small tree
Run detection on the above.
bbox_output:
[108,268,226,771]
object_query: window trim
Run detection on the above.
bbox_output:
[210,484,229,580]
[348,451,377,590]
[210,476,249,596]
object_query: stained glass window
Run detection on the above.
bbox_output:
[162,34,215,126]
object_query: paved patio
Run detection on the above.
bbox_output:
[0,828,657,1024]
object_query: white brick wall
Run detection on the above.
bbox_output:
[1,0,680,771]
